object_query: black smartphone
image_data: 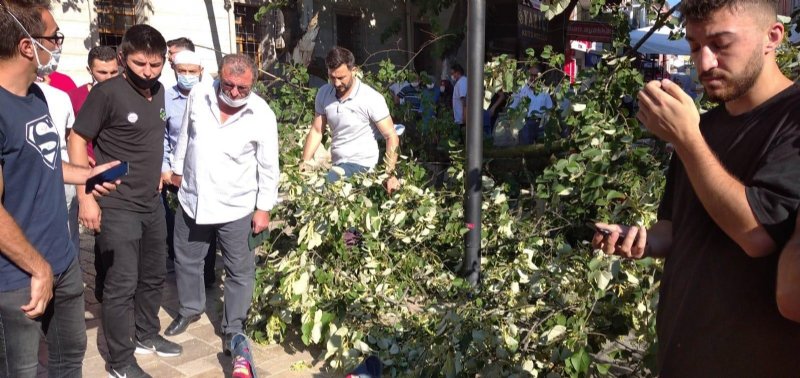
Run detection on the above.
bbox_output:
[85,161,128,194]
[586,221,629,238]
[585,221,611,236]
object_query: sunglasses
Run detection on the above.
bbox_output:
[221,80,251,96]
[31,31,65,47]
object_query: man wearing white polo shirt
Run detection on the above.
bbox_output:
[301,46,400,193]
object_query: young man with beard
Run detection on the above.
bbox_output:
[0,1,119,376]
[68,24,181,378]
[301,46,400,193]
[591,0,800,374]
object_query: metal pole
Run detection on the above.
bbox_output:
[462,0,485,287]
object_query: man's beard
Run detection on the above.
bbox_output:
[701,46,763,103]
[336,79,352,96]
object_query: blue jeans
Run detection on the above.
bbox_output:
[325,162,371,183]
[0,257,86,378]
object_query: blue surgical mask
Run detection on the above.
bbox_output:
[177,74,200,91]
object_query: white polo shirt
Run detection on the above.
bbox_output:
[172,82,280,225]
[315,79,390,168]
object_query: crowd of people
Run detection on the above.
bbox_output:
[2,0,800,376]
[0,0,398,377]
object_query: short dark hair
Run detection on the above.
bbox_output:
[118,24,166,60]
[219,53,258,84]
[166,37,195,52]
[450,63,465,75]
[0,0,52,59]
[325,46,355,70]
[88,45,117,66]
[680,0,778,23]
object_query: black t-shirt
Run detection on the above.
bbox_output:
[657,84,800,376]
[72,75,166,212]
[0,84,73,291]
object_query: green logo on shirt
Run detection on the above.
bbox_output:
[160,108,167,121]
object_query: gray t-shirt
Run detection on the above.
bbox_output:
[315,79,390,168]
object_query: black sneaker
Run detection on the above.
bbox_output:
[134,335,182,357]
[108,362,152,378]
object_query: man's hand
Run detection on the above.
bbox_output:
[86,160,122,198]
[299,160,312,173]
[590,222,648,259]
[383,175,400,194]
[161,171,172,187]
[171,173,182,189]
[252,210,270,234]
[636,79,701,146]
[20,263,53,318]
[79,197,102,232]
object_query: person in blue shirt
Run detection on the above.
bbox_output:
[0,2,118,376]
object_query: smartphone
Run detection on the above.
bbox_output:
[85,162,128,194]
[585,221,611,236]
[586,221,630,238]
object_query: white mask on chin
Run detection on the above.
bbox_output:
[218,90,249,108]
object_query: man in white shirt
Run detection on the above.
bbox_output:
[35,80,78,253]
[509,64,553,144]
[166,54,280,354]
[301,46,400,193]
[450,63,468,127]
[160,50,217,286]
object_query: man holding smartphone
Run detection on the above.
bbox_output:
[591,0,800,373]
[0,1,119,376]
[68,24,181,378]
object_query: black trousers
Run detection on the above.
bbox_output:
[95,205,167,369]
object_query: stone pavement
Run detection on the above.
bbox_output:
[38,232,330,378]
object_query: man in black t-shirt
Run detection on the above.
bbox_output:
[69,25,181,378]
[590,0,800,375]
[0,2,120,376]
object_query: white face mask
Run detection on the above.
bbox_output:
[32,39,61,77]
[426,83,435,89]
[411,81,420,88]
[440,85,446,92]
[218,89,249,108]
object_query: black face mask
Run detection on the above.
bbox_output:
[124,62,160,90]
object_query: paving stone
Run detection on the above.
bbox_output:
[69,229,327,377]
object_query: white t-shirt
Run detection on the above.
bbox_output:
[452,76,468,124]
[510,84,553,116]
[35,82,75,208]
[315,79,391,168]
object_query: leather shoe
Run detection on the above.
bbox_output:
[165,314,201,336]
[223,333,233,355]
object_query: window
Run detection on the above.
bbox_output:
[234,4,264,65]
[336,14,363,63]
[96,0,137,47]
